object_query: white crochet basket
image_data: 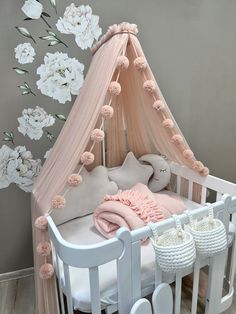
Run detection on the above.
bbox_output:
[149,215,196,273]
[187,205,227,257]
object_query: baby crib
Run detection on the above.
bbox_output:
[47,162,236,314]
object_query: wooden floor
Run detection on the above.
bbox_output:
[0,275,235,314]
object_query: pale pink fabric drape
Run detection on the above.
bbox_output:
[32,23,206,313]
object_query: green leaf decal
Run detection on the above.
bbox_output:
[49,0,57,13]
[13,67,29,75]
[3,131,15,146]
[55,114,67,121]
[18,82,36,96]
[15,26,36,44]
[39,30,68,48]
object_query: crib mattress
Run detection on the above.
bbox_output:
[57,191,200,312]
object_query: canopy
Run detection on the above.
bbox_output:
[31,22,208,314]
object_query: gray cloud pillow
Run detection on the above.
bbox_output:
[108,152,153,190]
[52,166,118,225]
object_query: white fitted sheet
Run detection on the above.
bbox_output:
[57,191,200,312]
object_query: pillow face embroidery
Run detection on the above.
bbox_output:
[108,152,153,190]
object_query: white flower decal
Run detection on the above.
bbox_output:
[44,148,52,159]
[17,106,55,140]
[56,4,102,50]
[0,145,41,192]
[36,52,84,104]
[21,0,43,19]
[15,43,36,64]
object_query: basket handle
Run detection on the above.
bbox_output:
[206,203,214,224]
[185,210,194,227]
[148,222,159,241]
[172,215,184,238]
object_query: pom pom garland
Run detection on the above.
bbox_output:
[192,160,204,172]
[171,134,183,145]
[101,105,114,119]
[108,81,121,96]
[39,263,54,280]
[153,100,165,111]
[51,195,66,209]
[34,216,48,230]
[117,56,129,70]
[199,167,209,177]
[182,149,194,160]
[162,118,174,128]
[133,57,147,70]
[80,152,95,165]
[67,174,82,187]
[143,80,156,94]
[91,129,105,142]
[36,241,51,257]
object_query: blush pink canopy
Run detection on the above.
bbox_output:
[31,22,208,314]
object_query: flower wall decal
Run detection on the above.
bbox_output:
[15,42,36,64]
[56,4,102,50]
[0,145,41,192]
[18,106,55,140]
[1,1,102,192]
[36,52,84,104]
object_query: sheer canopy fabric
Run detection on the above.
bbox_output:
[32,23,206,313]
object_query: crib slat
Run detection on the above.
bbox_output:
[188,180,193,201]
[175,273,182,314]
[63,263,73,314]
[205,251,227,314]
[216,192,222,202]
[89,267,101,314]
[200,186,207,204]
[56,254,65,314]
[191,259,200,314]
[131,241,141,301]
[176,176,181,195]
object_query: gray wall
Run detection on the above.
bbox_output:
[0,0,235,273]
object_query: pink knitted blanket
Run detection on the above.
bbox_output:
[93,183,186,239]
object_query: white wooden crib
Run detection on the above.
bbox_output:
[48,162,236,314]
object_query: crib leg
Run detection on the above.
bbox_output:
[152,283,173,314]
[130,299,152,314]
[205,250,227,314]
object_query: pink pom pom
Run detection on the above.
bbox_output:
[81,152,95,165]
[192,160,204,171]
[34,216,48,230]
[117,56,129,70]
[67,174,82,187]
[51,195,66,209]
[171,134,183,145]
[91,129,105,142]
[183,149,194,160]
[162,118,174,128]
[143,80,156,94]
[153,100,165,111]
[199,167,209,177]
[36,241,51,257]
[133,57,147,70]
[108,81,121,96]
[39,263,54,280]
[101,105,114,119]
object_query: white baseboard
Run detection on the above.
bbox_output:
[0,267,34,282]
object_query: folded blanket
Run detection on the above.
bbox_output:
[93,183,186,239]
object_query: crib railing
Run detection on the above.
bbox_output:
[170,162,236,204]
[48,193,236,314]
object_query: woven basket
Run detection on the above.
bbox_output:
[149,215,196,273]
[187,205,227,257]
